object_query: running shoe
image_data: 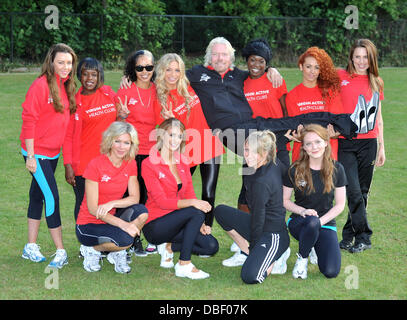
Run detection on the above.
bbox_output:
[48,249,68,269]
[271,248,291,274]
[175,262,210,280]
[292,253,308,279]
[107,250,131,274]
[222,251,247,267]
[82,245,102,272]
[22,243,46,263]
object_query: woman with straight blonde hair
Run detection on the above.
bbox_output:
[337,39,385,253]
[153,53,224,238]
[20,43,77,269]
[283,124,347,279]
[75,121,148,274]
[142,118,219,280]
[214,130,290,284]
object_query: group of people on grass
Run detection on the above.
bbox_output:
[20,35,384,283]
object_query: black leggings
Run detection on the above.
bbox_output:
[190,156,221,227]
[288,216,341,278]
[214,204,290,284]
[135,154,149,205]
[72,175,85,221]
[24,155,61,229]
[143,207,219,261]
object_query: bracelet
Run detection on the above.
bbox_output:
[27,155,35,160]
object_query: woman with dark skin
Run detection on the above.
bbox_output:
[63,58,117,221]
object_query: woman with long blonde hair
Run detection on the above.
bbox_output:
[283,124,347,279]
[153,53,224,238]
[142,118,218,280]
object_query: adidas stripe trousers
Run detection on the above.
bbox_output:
[214,205,289,284]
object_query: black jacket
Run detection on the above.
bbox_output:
[244,159,287,249]
[187,65,252,131]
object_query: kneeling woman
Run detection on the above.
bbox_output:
[142,118,219,280]
[283,124,347,279]
[214,130,290,284]
[76,122,148,274]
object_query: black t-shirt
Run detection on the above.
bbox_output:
[283,161,347,227]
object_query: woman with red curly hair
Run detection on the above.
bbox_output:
[286,47,344,163]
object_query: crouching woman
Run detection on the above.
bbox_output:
[76,121,148,274]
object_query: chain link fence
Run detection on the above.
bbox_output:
[0,12,406,69]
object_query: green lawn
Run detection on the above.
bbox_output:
[0,68,406,300]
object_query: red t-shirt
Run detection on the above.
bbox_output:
[338,69,384,139]
[76,154,138,225]
[78,89,117,175]
[153,86,225,166]
[116,83,157,155]
[286,83,343,162]
[244,73,287,118]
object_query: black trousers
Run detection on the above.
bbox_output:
[214,204,290,284]
[190,156,221,227]
[143,207,219,261]
[338,138,377,245]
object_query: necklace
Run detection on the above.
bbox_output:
[136,85,152,108]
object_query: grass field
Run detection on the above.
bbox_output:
[0,68,406,301]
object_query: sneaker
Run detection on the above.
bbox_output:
[22,243,46,263]
[175,262,209,280]
[349,242,372,253]
[48,249,68,269]
[309,247,318,265]
[107,250,131,274]
[350,95,368,134]
[339,240,353,251]
[222,251,247,267]
[366,92,379,131]
[145,243,157,255]
[133,236,147,257]
[230,242,240,252]
[157,243,174,268]
[82,246,102,272]
[292,253,308,279]
[271,248,291,274]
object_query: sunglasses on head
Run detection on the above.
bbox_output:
[135,65,154,72]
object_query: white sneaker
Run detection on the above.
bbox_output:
[292,253,308,279]
[22,243,46,263]
[309,247,318,265]
[222,251,247,267]
[107,250,131,274]
[48,249,68,269]
[230,242,240,252]
[157,243,174,268]
[271,247,291,274]
[82,245,102,272]
[175,262,209,279]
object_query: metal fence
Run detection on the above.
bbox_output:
[1,12,406,67]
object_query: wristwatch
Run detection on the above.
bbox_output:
[27,155,35,159]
